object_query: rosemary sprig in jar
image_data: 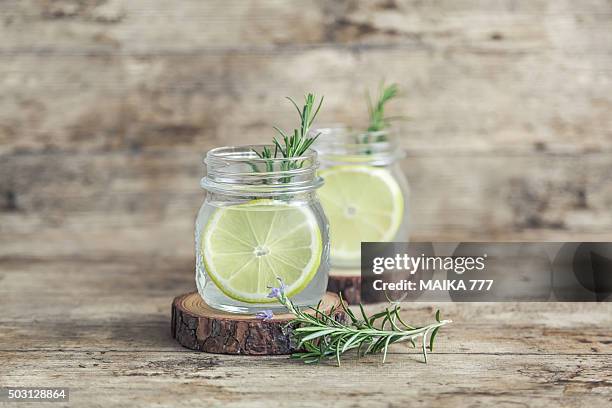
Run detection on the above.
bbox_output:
[360,82,407,146]
[367,82,399,133]
[257,279,451,365]
[253,93,324,175]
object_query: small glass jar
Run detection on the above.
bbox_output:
[196,145,330,313]
[312,126,410,271]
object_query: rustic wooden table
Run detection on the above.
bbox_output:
[1,255,611,407]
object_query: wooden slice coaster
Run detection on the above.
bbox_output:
[171,292,345,355]
[327,269,391,304]
[327,271,362,305]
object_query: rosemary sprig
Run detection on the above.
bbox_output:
[261,279,451,365]
[366,82,399,133]
[254,93,323,172]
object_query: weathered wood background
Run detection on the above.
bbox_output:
[1,1,612,406]
[2,0,612,258]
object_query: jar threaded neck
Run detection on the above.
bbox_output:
[313,126,405,165]
[202,145,323,195]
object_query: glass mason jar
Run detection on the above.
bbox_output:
[312,126,410,271]
[196,145,330,314]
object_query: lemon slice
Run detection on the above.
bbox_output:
[202,200,322,303]
[318,165,404,265]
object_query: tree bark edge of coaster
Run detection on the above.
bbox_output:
[171,292,344,355]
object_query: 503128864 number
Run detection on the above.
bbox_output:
[1,388,69,402]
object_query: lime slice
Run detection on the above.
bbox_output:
[318,165,404,264]
[202,200,322,303]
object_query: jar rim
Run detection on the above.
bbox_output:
[205,145,316,165]
[312,125,405,164]
[202,144,323,196]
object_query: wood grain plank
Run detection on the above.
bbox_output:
[1,257,611,354]
[2,46,611,155]
[2,0,611,52]
[1,352,611,407]
[2,320,612,355]
[1,151,611,247]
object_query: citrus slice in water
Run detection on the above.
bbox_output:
[202,200,322,303]
[318,165,404,264]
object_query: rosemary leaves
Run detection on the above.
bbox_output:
[261,279,451,365]
[255,93,323,165]
[367,82,399,133]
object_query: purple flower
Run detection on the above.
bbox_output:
[267,287,282,299]
[255,310,274,321]
[267,278,287,299]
